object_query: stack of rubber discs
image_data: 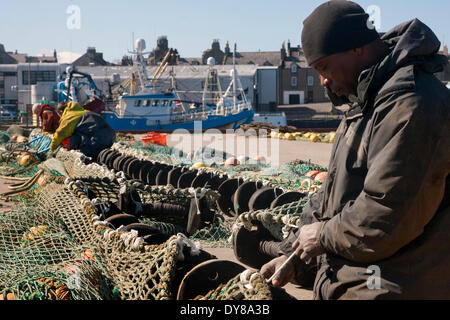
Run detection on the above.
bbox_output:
[96,148,308,218]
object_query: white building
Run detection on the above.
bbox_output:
[0,63,67,112]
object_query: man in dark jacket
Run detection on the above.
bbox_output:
[261,1,450,299]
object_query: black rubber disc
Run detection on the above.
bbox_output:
[99,148,115,166]
[139,162,154,183]
[216,178,244,217]
[143,233,172,245]
[146,163,165,186]
[123,223,163,237]
[104,213,139,229]
[96,148,111,164]
[126,159,142,180]
[205,174,228,190]
[112,154,127,172]
[270,191,305,209]
[155,165,173,186]
[232,223,278,269]
[105,151,122,170]
[117,154,132,172]
[177,260,246,300]
[167,167,188,187]
[177,170,198,189]
[120,156,135,174]
[191,172,213,188]
[101,148,116,165]
[233,180,263,215]
[248,187,284,211]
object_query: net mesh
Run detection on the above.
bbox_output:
[0,189,113,300]
[0,130,329,300]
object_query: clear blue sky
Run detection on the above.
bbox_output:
[1,0,449,62]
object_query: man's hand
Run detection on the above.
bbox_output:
[293,222,325,262]
[260,255,295,287]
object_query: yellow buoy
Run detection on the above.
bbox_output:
[192,162,205,169]
[284,133,295,140]
[309,134,319,142]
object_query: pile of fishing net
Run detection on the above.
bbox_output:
[0,131,328,300]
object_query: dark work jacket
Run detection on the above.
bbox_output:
[280,19,450,299]
[69,111,116,159]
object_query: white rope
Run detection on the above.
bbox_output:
[120,229,138,246]
[239,269,259,290]
[103,229,115,241]
[93,220,108,227]
[173,233,201,261]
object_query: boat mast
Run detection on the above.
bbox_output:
[129,38,151,92]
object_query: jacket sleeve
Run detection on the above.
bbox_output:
[319,93,448,263]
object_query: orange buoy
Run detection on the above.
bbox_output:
[255,155,266,163]
[314,171,328,183]
[224,157,239,166]
[16,136,27,143]
[305,170,320,179]
[19,155,35,166]
[37,175,50,186]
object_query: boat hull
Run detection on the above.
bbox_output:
[102,109,255,133]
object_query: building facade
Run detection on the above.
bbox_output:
[277,41,328,105]
[0,63,65,113]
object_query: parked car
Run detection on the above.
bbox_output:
[0,105,18,122]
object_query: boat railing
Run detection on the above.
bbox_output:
[106,100,252,124]
[170,101,251,120]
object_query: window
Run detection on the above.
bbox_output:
[161,100,169,107]
[291,64,297,73]
[291,76,297,87]
[22,71,56,85]
[307,76,314,86]
[152,100,160,107]
[135,100,142,107]
[143,100,151,107]
[0,72,17,77]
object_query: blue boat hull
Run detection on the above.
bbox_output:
[102,109,254,132]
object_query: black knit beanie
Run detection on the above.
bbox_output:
[301,0,380,65]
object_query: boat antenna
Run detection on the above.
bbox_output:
[233,44,237,110]
[129,38,152,92]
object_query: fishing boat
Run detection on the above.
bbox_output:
[102,38,254,132]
